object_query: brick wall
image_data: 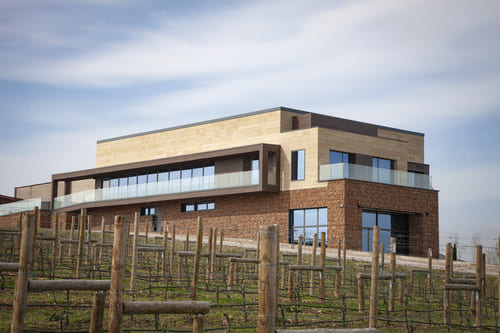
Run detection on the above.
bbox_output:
[2,180,438,258]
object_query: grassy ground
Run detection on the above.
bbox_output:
[0,227,498,332]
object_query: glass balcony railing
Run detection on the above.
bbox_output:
[0,198,42,217]
[54,170,259,210]
[319,163,432,190]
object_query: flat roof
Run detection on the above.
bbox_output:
[97,106,423,144]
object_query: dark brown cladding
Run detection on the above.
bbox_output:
[52,143,279,182]
[289,111,424,138]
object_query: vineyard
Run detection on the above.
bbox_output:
[0,209,499,332]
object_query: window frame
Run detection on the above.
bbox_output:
[291,149,305,181]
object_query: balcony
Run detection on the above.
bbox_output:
[0,198,47,217]
[54,170,259,210]
[319,163,432,190]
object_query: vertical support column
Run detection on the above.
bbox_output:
[357,274,365,313]
[68,216,76,259]
[11,213,35,333]
[89,291,105,333]
[389,237,396,312]
[256,231,261,274]
[319,232,326,300]
[130,212,140,293]
[191,217,203,300]
[297,235,303,265]
[309,233,317,296]
[369,225,380,329]
[218,229,224,271]
[108,216,128,333]
[76,209,87,278]
[258,225,276,333]
[475,245,482,328]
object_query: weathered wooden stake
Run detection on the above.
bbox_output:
[309,233,317,296]
[52,214,59,277]
[191,217,203,300]
[68,216,76,259]
[389,237,396,312]
[170,223,176,276]
[427,248,433,291]
[99,217,105,264]
[86,215,93,265]
[162,221,168,277]
[319,232,326,300]
[76,209,87,278]
[369,225,380,329]
[210,228,217,281]
[443,243,451,324]
[108,216,128,333]
[89,291,105,333]
[193,314,204,333]
[206,228,213,283]
[357,274,365,313]
[258,225,276,333]
[130,212,140,293]
[475,245,482,328]
[297,235,303,265]
[30,207,39,267]
[11,212,35,333]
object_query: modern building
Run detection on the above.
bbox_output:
[1,107,438,256]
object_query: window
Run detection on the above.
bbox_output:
[140,207,156,216]
[362,211,409,254]
[181,201,215,213]
[329,151,349,164]
[329,150,350,177]
[372,157,393,184]
[289,207,327,245]
[291,149,305,181]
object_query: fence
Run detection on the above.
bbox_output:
[0,208,499,332]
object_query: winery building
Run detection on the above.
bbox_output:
[0,107,439,256]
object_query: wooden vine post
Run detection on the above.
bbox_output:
[130,212,140,294]
[443,243,451,325]
[205,228,213,283]
[191,217,203,300]
[162,221,169,277]
[99,217,105,263]
[11,212,35,333]
[258,224,277,333]
[475,244,482,328]
[427,247,433,291]
[86,215,93,265]
[309,233,317,296]
[334,239,341,297]
[210,228,217,281]
[76,209,87,278]
[170,223,176,276]
[68,216,76,260]
[369,225,380,329]
[389,237,396,312]
[319,232,326,300]
[108,216,128,333]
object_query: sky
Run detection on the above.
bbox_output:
[0,0,499,256]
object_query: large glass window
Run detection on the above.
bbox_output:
[372,157,393,184]
[362,211,407,254]
[329,150,350,177]
[289,207,327,245]
[291,149,305,181]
